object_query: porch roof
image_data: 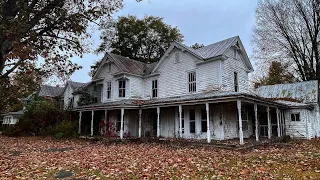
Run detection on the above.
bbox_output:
[71,91,314,111]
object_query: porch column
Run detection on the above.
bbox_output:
[78,111,82,134]
[206,103,211,143]
[120,108,124,139]
[157,107,160,137]
[104,110,108,135]
[267,106,271,139]
[179,105,182,138]
[276,108,280,137]
[254,103,259,142]
[138,109,142,138]
[91,111,94,136]
[237,100,244,145]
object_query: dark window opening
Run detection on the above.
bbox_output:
[291,113,300,121]
[119,80,126,98]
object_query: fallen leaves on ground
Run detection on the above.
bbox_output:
[0,136,320,179]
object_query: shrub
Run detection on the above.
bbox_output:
[52,120,77,138]
[3,99,71,136]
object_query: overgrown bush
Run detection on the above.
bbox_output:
[51,120,77,139]
[3,99,72,136]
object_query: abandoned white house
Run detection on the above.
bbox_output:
[64,36,319,144]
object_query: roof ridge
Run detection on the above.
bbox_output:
[196,36,239,52]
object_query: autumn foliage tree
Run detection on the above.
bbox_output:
[97,15,184,63]
[254,61,296,88]
[0,0,127,111]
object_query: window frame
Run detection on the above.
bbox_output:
[234,72,239,92]
[291,113,300,121]
[106,81,112,99]
[118,80,126,98]
[151,79,158,98]
[187,71,197,93]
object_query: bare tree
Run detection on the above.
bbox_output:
[253,0,320,102]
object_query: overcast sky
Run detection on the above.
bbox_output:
[70,0,258,83]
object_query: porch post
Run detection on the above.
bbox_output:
[78,111,82,134]
[91,111,94,136]
[254,103,259,142]
[120,108,124,139]
[276,108,280,137]
[138,109,142,138]
[157,107,160,137]
[104,110,108,135]
[179,105,182,138]
[206,103,211,143]
[237,100,244,145]
[267,106,271,139]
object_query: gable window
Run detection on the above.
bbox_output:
[189,109,196,133]
[291,113,300,121]
[188,72,196,93]
[234,72,239,92]
[152,80,158,98]
[201,109,207,132]
[118,80,126,98]
[108,63,111,72]
[107,81,112,99]
[174,52,180,63]
[68,97,74,108]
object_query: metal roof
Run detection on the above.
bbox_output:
[73,90,301,111]
[38,85,64,98]
[256,80,318,104]
[195,36,239,59]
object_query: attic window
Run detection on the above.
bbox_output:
[108,63,111,72]
[174,52,180,63]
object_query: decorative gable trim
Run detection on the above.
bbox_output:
[92,53,123,80]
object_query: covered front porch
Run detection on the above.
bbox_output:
[73,94,288,145]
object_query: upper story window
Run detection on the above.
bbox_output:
[68,97,74,109]
[291,113,300,121]
[234,72,239,92]
[188,71,196,93]
[174,52,180,63]
[106,81,111,99]
[108,63,111,72]
[118,80,126,98]
[152,80,158,98]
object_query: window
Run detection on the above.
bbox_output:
[189,109,195,133]
[234,72,239,92]
[108,63,111,72]
[291,113,300,121]
[174,52,180,63]
[106,81,111,99]
[116,112,121,131]
[188,72,196,93]
[201,109,207,132]
[118,80,126,98]
[68,97,74,108]
[152,80,158,98]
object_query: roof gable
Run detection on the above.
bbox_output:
[151,36,253,73]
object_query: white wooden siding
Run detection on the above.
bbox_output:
[284,109,313,139]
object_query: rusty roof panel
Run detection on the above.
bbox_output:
[256,80,318,104]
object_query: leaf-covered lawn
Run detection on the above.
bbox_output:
[0,137,320,179]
